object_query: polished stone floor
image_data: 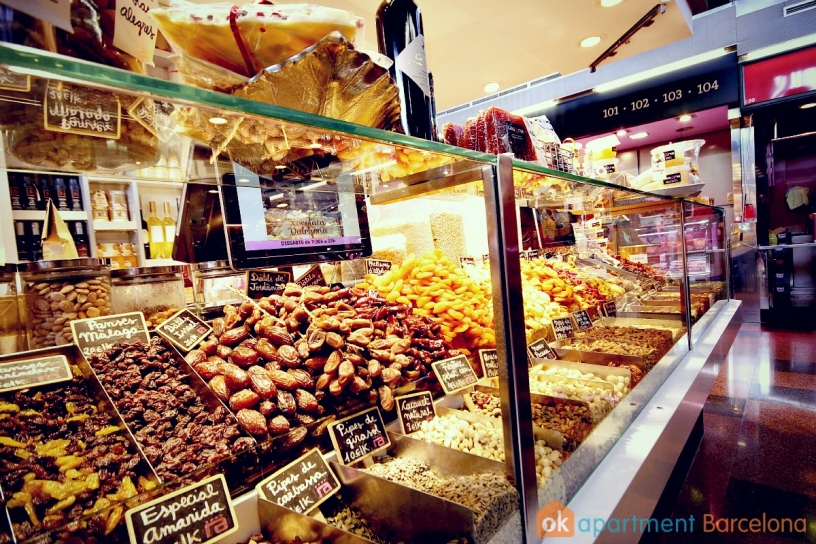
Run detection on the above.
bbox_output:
[661,323,816,544]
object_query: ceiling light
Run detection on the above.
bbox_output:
[580,36,602,48]
[208,117,228,125]
[301,181,327,191]
[616,129,627,137]
[629,132,649,140]
[483,82,500,93]
[678,114,693,122]
[801,102,816,109]
[600,0,622,5]
[238,178,250,183]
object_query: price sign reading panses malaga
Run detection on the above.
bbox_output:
[328,407,390,465]
[256,448,341,514]
[0,355,72,393]
[70,312,150,357]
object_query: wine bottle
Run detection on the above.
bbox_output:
[67,177,83,211]
[9,174,22,210]
[52,176,69,211]
[29,221,43,261]
[72,222,90,258]
[21,175,38,210]
[147,201,165,259]
[376,0,436,140]
[14,221,29,262]
[162,201,176,260]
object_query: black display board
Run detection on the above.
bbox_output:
[572,310,593,331]
[154,309,212,352]
[328,407,390,465]
[551,317,575,340]
[295,265,327,288]
[544,53,739,139]
[479,349,500,379]
[527,339,556,361]
[431,355,478,394]
[245,270,292,299]
[0,355,72,392]
[256,448,341,514]
[395,391,436,434]
[126,474,237,544]
[70,312,150,357]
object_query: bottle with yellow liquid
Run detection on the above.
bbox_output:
[146,201,165,259]
[162,202,176,260]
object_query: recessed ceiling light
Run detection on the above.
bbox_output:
[676,126,694,132]
[678,114,693,122]
[616,129,627,137]
[801,102,816,109]
[580,36,602,48]
[208,117,228,125]
[629,132,649,140]
[238,178,250,183]
[484,82,500,93]
[601,0,623,5]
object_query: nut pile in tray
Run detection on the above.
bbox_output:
[363,456,518,544]
[468,390,594,453]
[88,337,255,480]
[185,284,463,440]
[568,326,675,367]
[0,377,154,542]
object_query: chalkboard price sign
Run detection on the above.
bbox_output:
[125,474,237,544]
[396,391,436,434]
[551,317,575,340]
[246,270,292,299]
[527,339,556,361]
[0,68,30,92]
[328,407,390,465]
[431,355,478,394]
[365,259,392,276]
[0,355,72,393]
[603,301,617,318]
[459,257,476,267]
[154,309,212,352]
[295,265,327,288]
[256,448,340,514]
[70,312,150,357]
[572,310,593,331]
[44,81,121,139]
[479,349,500,379]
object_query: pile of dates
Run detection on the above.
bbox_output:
[186,284,462,440]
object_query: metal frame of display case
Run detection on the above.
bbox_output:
[0,42,733,544]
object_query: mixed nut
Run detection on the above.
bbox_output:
[87,337,255,480]
[363,456,518,544]
[0,376,153,543]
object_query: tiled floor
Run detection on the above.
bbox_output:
[661,323,816,543]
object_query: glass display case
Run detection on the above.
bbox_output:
[0,42,736,544]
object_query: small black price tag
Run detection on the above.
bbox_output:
[154,309,212,353]
[365,259,392,276]
[431,355,478,394]
[527,249,540,260]
[125,474,237,544]
[295,265,327,288]
[663,173,683,186]
[572,310,593,331]
[256,448,340,514]
[246,270,292,299]
[527,339,556,361]
[70,312,149,358]
[0,355,72,393]
[459,257,476,267]
[328,407,390,466]
[482,254,490,264]
[551,317,575,340]
[395,391,436,435]
[478,349,500,379]
[604,301,617,318]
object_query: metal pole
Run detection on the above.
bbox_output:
[481,155,539,543]
[679,201,694,349]
[726,237,732,301]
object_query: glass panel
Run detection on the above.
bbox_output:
[684,200,729,327]
[508,160,691,508]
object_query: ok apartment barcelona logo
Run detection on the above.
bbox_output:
[537,501,807,539]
